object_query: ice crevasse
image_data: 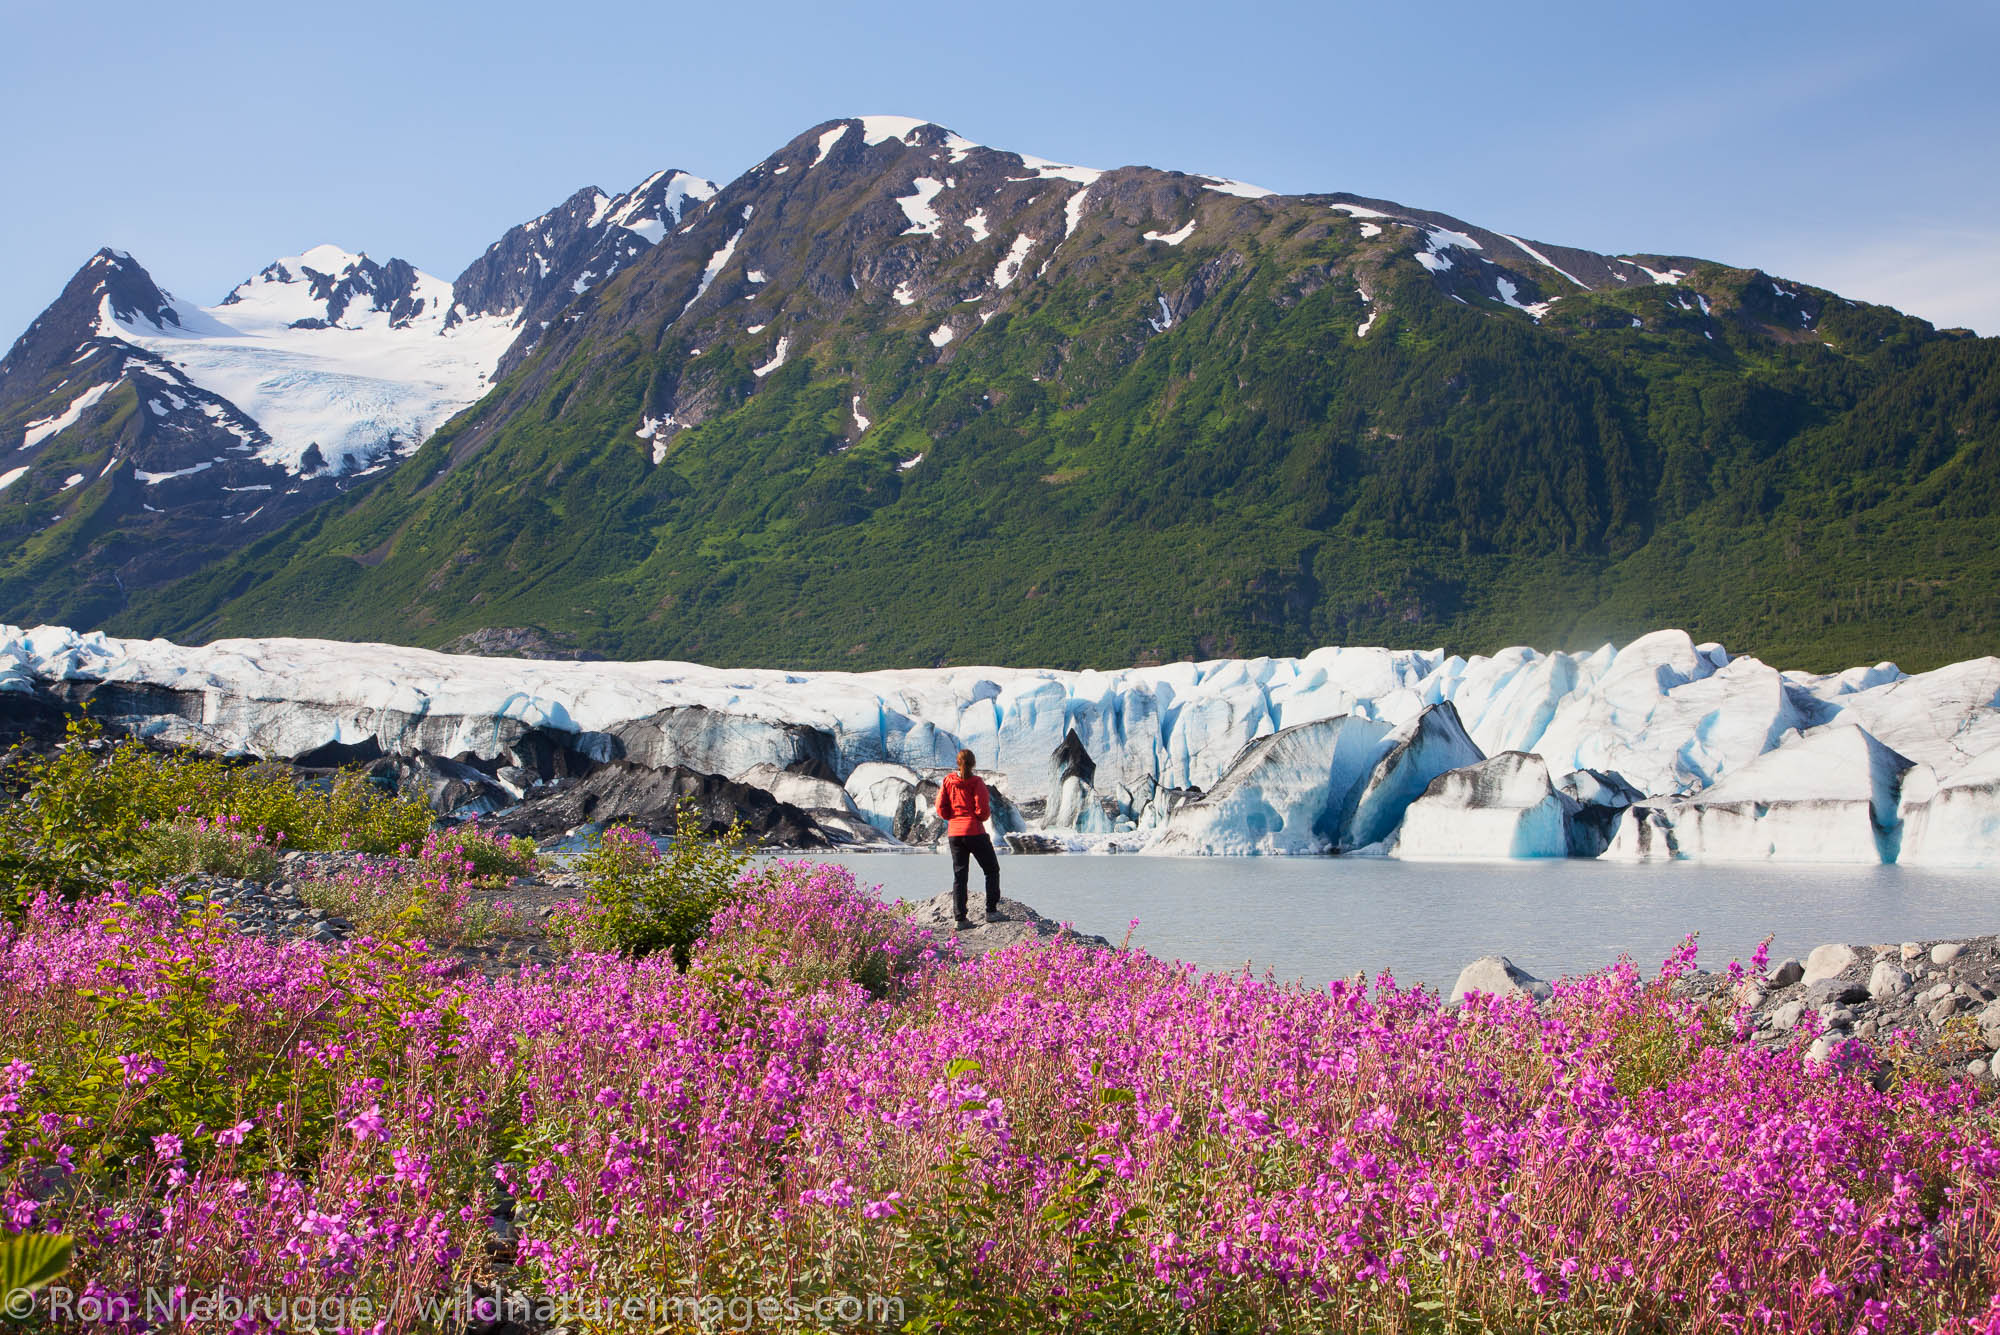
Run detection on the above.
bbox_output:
[4,623,1999,865]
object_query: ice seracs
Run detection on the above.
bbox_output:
[6,624,2000,862]
[1397,752,1578,860]
[1606,725,1913,864]
[1150,715,1393,855]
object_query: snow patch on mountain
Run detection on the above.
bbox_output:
[752,337,790,377]
[1143,219,1197,246]
[898,178,948,236]
[20,380,116,450]
[1062,186,1096,240]
[812,125,849,167]
[683,230,744,317]
[1494,278,1549,319]
[1499,234,1588,289]
[858,115,930,145]
[1201,176,1275,199]
[992,235,1035,289]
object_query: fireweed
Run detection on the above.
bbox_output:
[0,867,1997,1333]
[133,812,286,882]
[296,823,532,947]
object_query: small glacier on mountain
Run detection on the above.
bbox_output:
[5,624,1999,864]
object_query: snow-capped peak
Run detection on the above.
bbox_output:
[599,168,717,245]
[95,244,515,478]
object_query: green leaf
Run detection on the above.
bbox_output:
[944,1057,982,1081]
[0,1230,73,1301]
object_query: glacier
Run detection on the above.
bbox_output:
[5,623,2000,864]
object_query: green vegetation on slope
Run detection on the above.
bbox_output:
[119,205,2000,673]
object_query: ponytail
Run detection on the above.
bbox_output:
[956,749,976,780]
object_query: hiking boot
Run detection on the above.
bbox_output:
[954,916,974,930]
[984,907,1005,923]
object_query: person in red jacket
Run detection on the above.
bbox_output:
[936,749,1000,927]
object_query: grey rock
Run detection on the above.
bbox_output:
[1932,942,1966,966]
[902,891,1112,959]
[1807,1033,1869,1068]
[1803,943,1858,985]
[1858,1020,1879,1040]
[1901,941,1925,963]
[1769,1000,1807,1031]
[1824,1007,1856,1029]
[1806,978,1869,1006]
[1449,955,1554,1005]
[1766,959,1805,988]
[1969,1060,1990,1079]
[1928,996,1969,1025]
[1918,982,1953,1007]
[1867,961,1913,1001]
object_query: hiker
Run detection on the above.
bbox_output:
[937,749,1000,927]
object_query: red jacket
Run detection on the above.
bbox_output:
[935,773,992,837]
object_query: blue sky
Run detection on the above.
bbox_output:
[3,0,1996,338]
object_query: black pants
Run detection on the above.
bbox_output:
[949,833,1000,917]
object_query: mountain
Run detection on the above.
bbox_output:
[7,117,1999,670]
[0,169,715,627]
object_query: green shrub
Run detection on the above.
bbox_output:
[0,717,435,908]
[545,802,748,965]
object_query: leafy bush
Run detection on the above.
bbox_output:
[545,803,748,965]
[0,717,435,907]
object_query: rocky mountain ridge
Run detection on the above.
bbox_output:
[3,117,1994,671]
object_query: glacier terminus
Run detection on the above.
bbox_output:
[5,624,1997,867]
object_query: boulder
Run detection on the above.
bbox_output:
[1868,960,1914,1000]
[1449,955,1553,1005]
[1803,943,1859,985]
[1768,1000,1807,1031]
[1806,978,1869,1007]
[1767,958,1805,988]
[1932,942,1967,966]
[900,892,1112,958]
[1396,752,1579,860]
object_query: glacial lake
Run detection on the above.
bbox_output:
[787,852,1999,991]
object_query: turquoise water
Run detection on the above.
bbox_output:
[789,852,1999,991]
